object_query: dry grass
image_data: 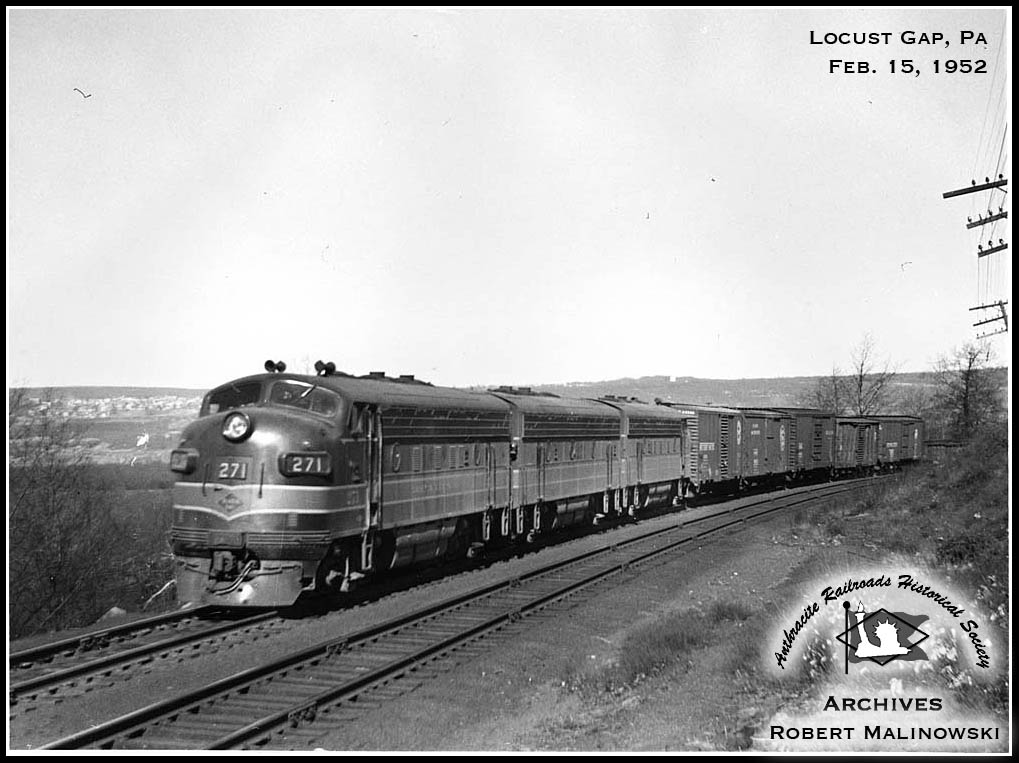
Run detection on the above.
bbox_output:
[566,599,757,694]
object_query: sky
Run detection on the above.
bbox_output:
[7,8,1012,390]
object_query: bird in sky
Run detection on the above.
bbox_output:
[900,261,913,271]
[74,87,92,99]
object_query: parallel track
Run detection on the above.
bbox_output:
[10,608,281,707]
[42,477,880,750]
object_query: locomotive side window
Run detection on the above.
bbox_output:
[203,382,263,415]
[269,381,341,418]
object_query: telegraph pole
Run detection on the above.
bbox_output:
[943,174,1010,336]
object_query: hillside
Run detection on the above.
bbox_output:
[528,370,1007,409]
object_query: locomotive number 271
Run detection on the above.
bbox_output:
[217,459,249,480]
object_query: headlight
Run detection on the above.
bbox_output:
[222,412,252,442]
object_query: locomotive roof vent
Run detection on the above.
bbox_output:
[264,359,287,373]
[368,371,386,379]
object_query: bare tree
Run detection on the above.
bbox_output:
[932,342,1004,439]
[894,382,933,419]
[846,333,897,415]
[8,390,122,637]
[801,365,849,414]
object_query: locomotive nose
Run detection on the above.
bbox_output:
[170,406,344,606]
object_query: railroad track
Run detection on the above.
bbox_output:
[9,606,283,708]
[41,477,881,750]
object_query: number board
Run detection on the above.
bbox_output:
[216,457,251,481]
[281,452,331,476]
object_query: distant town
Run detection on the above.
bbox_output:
[10,389,203,466]
[18,393,202,419]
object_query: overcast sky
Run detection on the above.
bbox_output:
[7,8,1011,390]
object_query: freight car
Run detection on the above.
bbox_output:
[169,364,691,606]
[653,403,743,496]
[833,416,881,476]
[872,415,926,469]
[768,407,837,483]
[738,408,792,487]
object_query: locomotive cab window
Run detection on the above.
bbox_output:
[203,382,263,415]
[269,381,341,418]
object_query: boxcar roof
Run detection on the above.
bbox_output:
[657,402,743,415]
[768,406,833,416]
[738,407,793,417]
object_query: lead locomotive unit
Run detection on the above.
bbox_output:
[169,361,692,606]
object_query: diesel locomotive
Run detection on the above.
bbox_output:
[169,362,923,607]
[169,362,692,606]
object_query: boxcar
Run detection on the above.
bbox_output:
[770,407,836,481]
[655,403,744,495]
[834,416,880,475]
[872,415,925,468]
[738,408,793,486]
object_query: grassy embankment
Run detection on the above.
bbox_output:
[558,424,1009,749]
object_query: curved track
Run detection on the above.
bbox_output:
[41,478,880,750]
